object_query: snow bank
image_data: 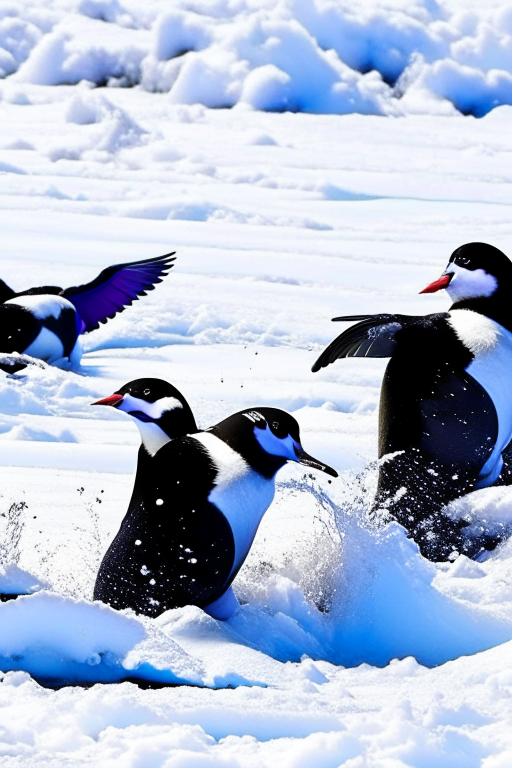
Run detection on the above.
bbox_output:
[3,474,512,691]
[0,591,205,687]
[4,0,512,116]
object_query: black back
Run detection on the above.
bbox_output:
[17,286,63,297]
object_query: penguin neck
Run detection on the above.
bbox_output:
[136,420,172,456]
[450,289,512,333]
[133,405,197,456]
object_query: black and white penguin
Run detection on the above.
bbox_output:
[312,242,512,561]
[92,390,337,620]
[0,253,175,365]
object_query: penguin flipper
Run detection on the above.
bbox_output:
[61,253,176,333]
[203,586,240,620]
[311,313,431,372]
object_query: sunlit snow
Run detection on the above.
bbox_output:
[1,1,512,766]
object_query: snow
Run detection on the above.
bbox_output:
[1,0,512,116]
[1,2,512,765]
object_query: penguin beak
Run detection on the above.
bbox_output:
[91,393,124,408]
[294,444,338,478]
[419,273,453,294]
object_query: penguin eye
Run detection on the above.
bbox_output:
[272,421,279,430]
[144,388,150,396]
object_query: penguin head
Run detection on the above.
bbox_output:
[210,407,338,479]
[420,243,512,304]
[92,378,197,455]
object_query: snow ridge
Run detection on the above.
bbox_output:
[3,0,512,116]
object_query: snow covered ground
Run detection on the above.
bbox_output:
[2,2,512,765]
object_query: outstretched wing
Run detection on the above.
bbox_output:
[311,314,425,372]
[61,253,176,333]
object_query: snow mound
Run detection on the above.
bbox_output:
[0,591,205,687]
[3,476,512,690]
[4,0,512,116]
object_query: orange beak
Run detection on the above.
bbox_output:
[91,394,124,407]
[419,274,452,294]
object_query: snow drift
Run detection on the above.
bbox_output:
[2,469,512,688]
[3,0,512,117]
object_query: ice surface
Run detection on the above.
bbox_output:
[1,7,512,762]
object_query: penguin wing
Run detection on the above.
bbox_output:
[61,253,176,333]
[311,314,432,371]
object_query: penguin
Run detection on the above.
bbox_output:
[312,242,512,561]
[91,388,337,619]
[0,253,175,365]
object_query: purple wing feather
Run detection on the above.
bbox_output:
[61,253,176,333]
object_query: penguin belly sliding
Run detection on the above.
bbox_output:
[0,295,82,365]
[92,385,337,620]
[313,242,512,561]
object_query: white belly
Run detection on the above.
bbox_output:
[24,326,65,363]
[449,310,512,487]
[192,432,276,578]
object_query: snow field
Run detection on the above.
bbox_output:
[1,35,512,765]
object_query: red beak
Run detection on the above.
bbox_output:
[419,274,452,294]
[91,394,124,407]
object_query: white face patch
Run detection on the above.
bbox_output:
[253,423,298,462]
[6,294,75,320]
[445,263,498,303]
[118,394,183,420]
